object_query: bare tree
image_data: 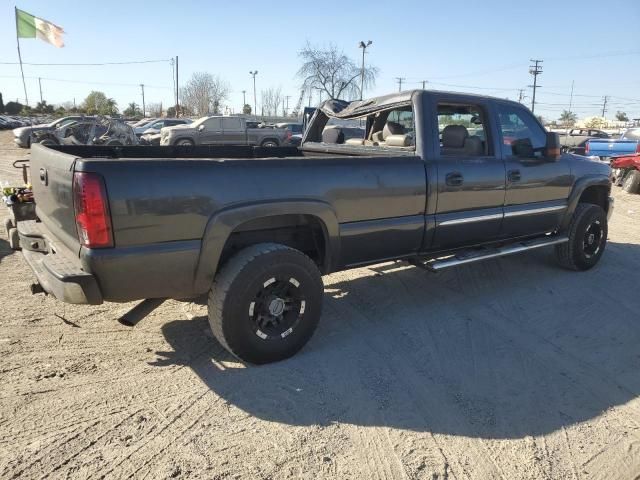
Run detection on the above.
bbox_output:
[260,87,283,117]
[147,102,162,117]
[297,42,378,101]
[180,72,230,116]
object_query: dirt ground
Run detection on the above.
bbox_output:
[0,130,639,480]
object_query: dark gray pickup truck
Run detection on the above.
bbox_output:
[16,90,613,364]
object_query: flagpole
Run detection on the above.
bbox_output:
[15,6,29,106]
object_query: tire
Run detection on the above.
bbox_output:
[175,139,194,146]
[261,140,278,147]
[208,243,323,364]
[622,170,640,194]
[555,203,608,271]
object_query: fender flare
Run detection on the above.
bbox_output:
[560,175,611,229]
[193,199,340,293]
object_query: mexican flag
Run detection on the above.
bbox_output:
[16,8,65,48]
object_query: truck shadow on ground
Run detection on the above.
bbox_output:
[153,241,640,439]
[0,238,13,264]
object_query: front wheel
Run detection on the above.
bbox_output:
[208,243,323,364]
[261,140,278,147]
[555,203,608,271]
[175,139,194,146]
[622,170,640,194]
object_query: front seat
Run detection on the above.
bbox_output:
[441,125,483,156]
[371,121,404,144]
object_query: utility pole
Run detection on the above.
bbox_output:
[249,70,258,117]
[528,59,543,113]
[421,80,427,90]
[395,77,406,92]
[175,56,179,116]
[242,90,246,110]
[140,84,146,117]
[601,96,609,118]
[358,40,372,100]
[38,77,43,104]
[517,88,526,103]
[568,80,575,114]
[285,95,291,116]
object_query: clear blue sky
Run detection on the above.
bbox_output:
[1,0,639,121]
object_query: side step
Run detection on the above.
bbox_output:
[410,235,569,272]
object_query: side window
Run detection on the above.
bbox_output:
[437,103,490,156]
[152,121,164,129]
[203,118,221,130]
[222,117,243,130]
[366,107,415,148]
[496,104,546,158]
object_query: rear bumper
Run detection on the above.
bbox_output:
[18,221,103,304]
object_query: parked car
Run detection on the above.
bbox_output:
[32,116,137,146]
[16,90,612,364]
[559,128,610,155]
[160,116,289,146]
[13,115,94,148]
[611,153,640,194]
[586,127,640,160]
[134,118,190,136]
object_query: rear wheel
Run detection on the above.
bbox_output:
[208,243,323,364]
[622,170,640,194]
[261,140,278,147]
[555,203,607,271]
[175,139,194,146]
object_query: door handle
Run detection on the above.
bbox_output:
[508,170,521,183]
[445,172,464,186]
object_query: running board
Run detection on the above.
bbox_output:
[410,236,569,272]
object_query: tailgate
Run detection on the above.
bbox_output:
[30,144,81,254]
[588,139,637,156]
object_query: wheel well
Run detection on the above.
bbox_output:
[578,185,608,210]
[220,214,328,272]
[173,137,194,145]
[261,138,279,146]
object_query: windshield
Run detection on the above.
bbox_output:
[190,117,209,127]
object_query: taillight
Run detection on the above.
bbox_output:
[73,172,113,248]
[585,142,590,154]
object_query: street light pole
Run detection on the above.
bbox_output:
[358,40,372,100]
[249,71,258,117]
[242,90,246,110]
[140,84,146,117]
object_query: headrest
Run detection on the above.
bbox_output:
[442,125,469,148]
[383,121,404,139]
[322,127,344,144]
[385,134,411,147]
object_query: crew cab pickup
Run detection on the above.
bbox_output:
[17,90,614,364]
[586,127,640,159]
[559,128,609,154]
[160,116,289,147]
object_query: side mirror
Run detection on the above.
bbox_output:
[511,138,534,158]
[544,131,561,160]
[198,124,205,132]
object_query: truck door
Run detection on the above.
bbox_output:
[199,117,223,145]
[432,100,506,248]
[495,102,571,237]
[221,117,246,145]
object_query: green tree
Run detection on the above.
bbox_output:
[242,103,252,115]
[123,102,142,117]
[82,91,118,115]
[5,101,23,115]
[615,111,629,122]
[34,101,54,114]
[559,110,577,126]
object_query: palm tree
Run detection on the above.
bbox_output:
[559,110,577,127]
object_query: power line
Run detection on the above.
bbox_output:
[395,77,406,92]
[0,74,170,89]
[0,59,172,66]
